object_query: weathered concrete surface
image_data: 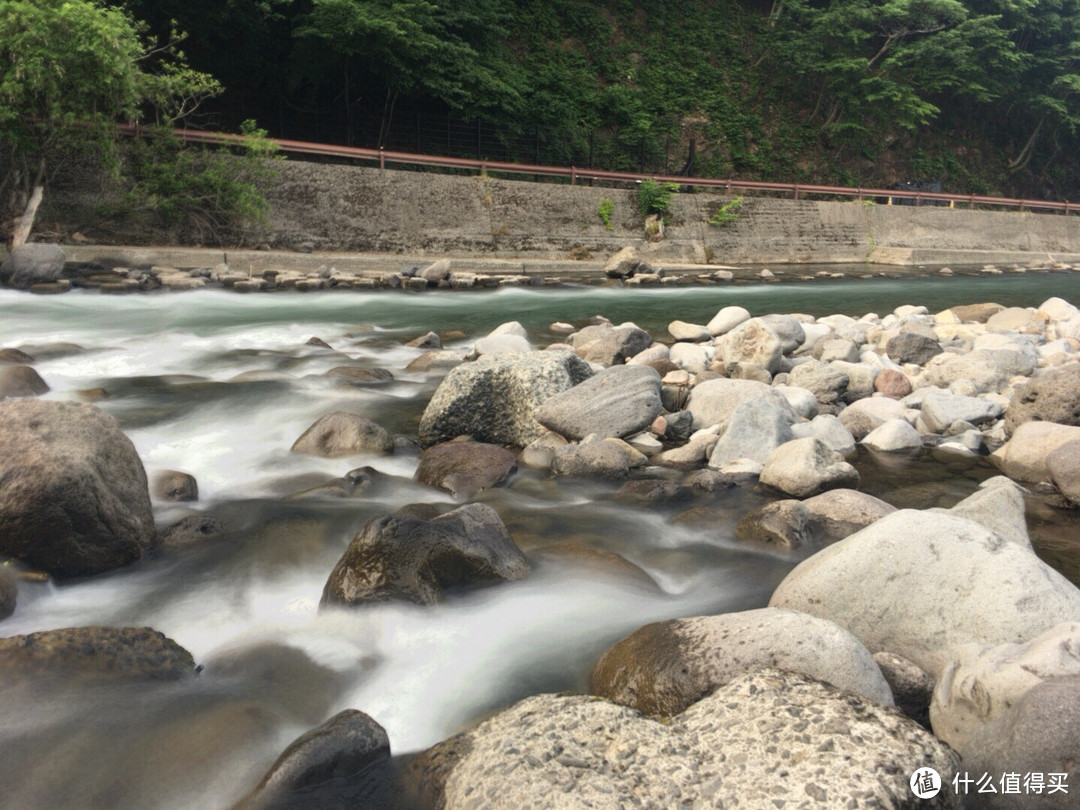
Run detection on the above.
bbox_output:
[48,162,1080,268]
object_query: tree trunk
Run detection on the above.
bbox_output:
[11,183,43,249]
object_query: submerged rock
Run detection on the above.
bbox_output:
[414,440,518,498]
[0,365,49,398]
[0,400,155,578]
[321,504,528,607]
[152,470,199,502]
[290,412,394,457]
[0,243,65,289]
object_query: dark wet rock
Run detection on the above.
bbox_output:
[590,609,893,716]
[152,470,199,502]
[0,348,34,364]
[957,676,1080,810]
[158,515,227,549]
[567,323,652,366]
[0,626,196,683]
[887,332,944,365]
[874,651,934,728]
[613,479,691,506]
[536,364,662,441]
[419,351,592,447]
[0,243,65,288]
[322,503,528,607]
[0,400,154,578]
[305,337,332,349]
[1005,365,1080,437]
[76,387,109,402]
[687,469,740,492]
[406,331,442,349]
[236,710,390,810]
[0,567,15,620]
[0,365,48,398]
[550,438,645,480]
[326,366,394,385]
[427,670,958,809]
[736,488,894,550]
[405,350,466,372]
[735,500,815,549]
[414,440,517,498]
[290,412,394,457]
[770,509,1080,677]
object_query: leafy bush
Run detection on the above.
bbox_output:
[637,179,679,217]
[597,197,615,230]
[708,196,743,226]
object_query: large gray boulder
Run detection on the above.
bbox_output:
[568,323,652,366]
[589,608,894,716]
[788,359,849,403]
[290,412,394,457]
[716,318,784,374]
[550,437,646,480]
[932,477,1031,549]
[237,709,391,810]
[707,399,793,468]
[759,313,806,353]
[886,332,943,365]
[686,378,796,430]
[992,421,1080,484]
[432,670,959,809]
[861,418,922,452]
[931,622,1080,751]
[770,510,1080,677]
[957,676,1080,809]
[759,437,859,498]
[1004,364,1080,437]
[926,350,1010,393]
[920,392,1003,433]
[0,400,155,578]
[0,243,65,288]
[790,413,857,456]
[322,503,528,607]
[535,365,661,441]
[419,351,592,447]
[706,305,750,336]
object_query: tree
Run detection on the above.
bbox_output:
[0,0,221,247]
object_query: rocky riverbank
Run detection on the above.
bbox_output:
[3,283,1080,807]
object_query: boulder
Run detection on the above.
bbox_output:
[535,365,661,441]
[405,350,467,372]
[290,412,394,457]
[706,305,750,336]
[0,348,35,364]
[652,429,718,469]
[839,396,908,439]
[418,351,592,447]
[886,332,943,365]
[667,342,711,374]
[773,384,818,419]
[716,318,784,373]
[474,334,531,355]
[735,499,815,549]
[1048,439,1080,504]
[0,365,49,398]
[237,709,391,810]
[433,671,959,810]
[926,350,1009,393]
[0,567,16,620]
[973,333,1038,376]
[759,313,806,353]
[737,489,894,550]
[569,323,652,366]
[158,515,227,549]
[933,477,1031,549]
[406,331,442,349]
[0,243,65,288]
[957,676,1080,810]
[686,378,796,430]
[931,622,1080,751]
[550,438,646,480]
[0,626,195,682]
[414,440,517,498]
[667,321,710,342]
[707,399,793,468]
[152,470,199,502]
[1004,364,1080,437]
[788,359,849,403]
[326,366,394,386]
[874,368,913,398]
[813,337,860,363]
[589,608,893,717]
[1039,296,1080,322]
[861,418,922,451]
[0,400,155,578]
[790,413,857,456]
[802,488,896,539]
[419,258,451,283]
[517,431,568,470]
[919,392,1003,434]
[949,302,1004,323]
[992,421,1080,483]
[321,503,528,607]
[769,509,1080,677]
[759,437,859,498]
[986,306,1047,333]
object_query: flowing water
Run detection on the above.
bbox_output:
[1,274,1078,809]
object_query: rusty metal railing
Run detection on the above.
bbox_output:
[127,124,1076,215]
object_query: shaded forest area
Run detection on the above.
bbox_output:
[70,1,1080,199]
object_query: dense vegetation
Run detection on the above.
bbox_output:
[4,0,1080,244]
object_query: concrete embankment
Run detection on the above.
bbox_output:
[49,160,1080,270]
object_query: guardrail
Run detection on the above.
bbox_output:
[130,124,1077,216]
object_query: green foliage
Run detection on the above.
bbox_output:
[124,121,278,241]
[597,197,615,231]
[708,196,743,226]
[637,179,679,217]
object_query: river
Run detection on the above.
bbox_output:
[0,274,1078,809]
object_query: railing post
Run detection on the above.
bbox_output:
[480,160,487,176]
[1066,201,1071,217]
[571,166,577,186]
[793,184,799,200]
[857,189,863,201]
[379,147,385,171]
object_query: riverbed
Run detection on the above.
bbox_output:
[1,276,1078,809]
